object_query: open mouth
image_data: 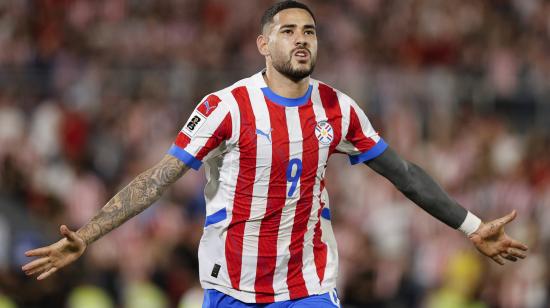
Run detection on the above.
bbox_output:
[293,49,310,60]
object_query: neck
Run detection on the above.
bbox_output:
[263,65,310,98]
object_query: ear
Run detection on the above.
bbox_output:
[257,34,269,56]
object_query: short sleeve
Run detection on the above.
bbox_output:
[337,100,388,165]
[168,94,232,170]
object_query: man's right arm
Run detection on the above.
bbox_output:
[22,154,189,280]
[77,154,189,245]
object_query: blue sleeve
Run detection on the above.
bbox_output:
[167,144,203,170]
[348,138,388,165]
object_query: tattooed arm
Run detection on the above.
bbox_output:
[22,155,189,280]
[77,155,188,245]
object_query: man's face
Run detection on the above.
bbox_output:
[262,8,318,81]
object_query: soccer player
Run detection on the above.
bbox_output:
[22,1,528,307]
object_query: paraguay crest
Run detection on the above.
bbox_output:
[315,121,334,145]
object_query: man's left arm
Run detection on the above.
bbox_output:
[365,146,528,265]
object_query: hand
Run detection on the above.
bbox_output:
[22,225,87,280]
[469,210,528,265]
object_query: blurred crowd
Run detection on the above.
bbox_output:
[1,0,550,307]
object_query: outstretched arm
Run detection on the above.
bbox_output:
[22,154,189,280]
[365,146,528,265]
[366,147,467,229]
[76,155,188,245]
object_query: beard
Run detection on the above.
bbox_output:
[272,52,316,82]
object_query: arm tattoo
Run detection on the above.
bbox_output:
[76,155,189,245]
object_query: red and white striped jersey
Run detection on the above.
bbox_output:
[168,71,387,303]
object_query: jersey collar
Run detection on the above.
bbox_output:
[251,70,313,107]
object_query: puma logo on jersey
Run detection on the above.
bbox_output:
[256,128,273,143]
[197,96,221,117]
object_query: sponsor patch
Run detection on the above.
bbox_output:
[182,110,206,137]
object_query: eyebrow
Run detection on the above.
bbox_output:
[280,24,316,30]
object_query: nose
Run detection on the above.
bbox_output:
[295,32,308,47]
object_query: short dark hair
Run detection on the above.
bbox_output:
[260,1,316,33]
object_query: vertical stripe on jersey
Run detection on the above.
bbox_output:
[286,101,319,299]
[272,107,303,302]
[225,86,257,290]
[239,86,272,293]
[310,83,331,284]
[255,102,289,303]
[318,84,343,154]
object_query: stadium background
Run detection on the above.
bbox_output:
[1,0,549,307]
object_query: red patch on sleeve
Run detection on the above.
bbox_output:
[197,94,221,116]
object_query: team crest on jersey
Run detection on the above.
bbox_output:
[315,121,333,145]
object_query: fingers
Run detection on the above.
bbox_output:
[496,210,517,227]
[37,266,58,280]
[506,247,527,259]
[25,247,50,257]
[509,239,528,251]
[495,246,526,264]
[24,263,50,276]
[500,252,517,262]
[22,257,49,273]
[491,255,505,265]
[22,257,54,277]
[60,225,78,242]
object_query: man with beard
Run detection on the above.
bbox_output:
[23,1,528,307]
